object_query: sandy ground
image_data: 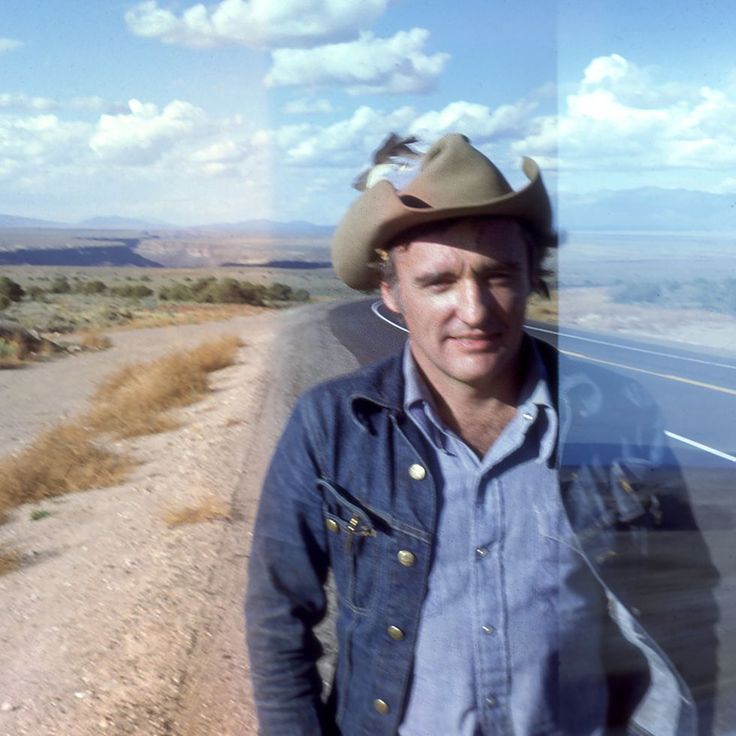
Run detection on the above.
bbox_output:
[0,308,293,735]
[559,287,736,357]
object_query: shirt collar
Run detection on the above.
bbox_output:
[401,336,558,463]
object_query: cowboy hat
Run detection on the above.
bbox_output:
[331,133,555,290]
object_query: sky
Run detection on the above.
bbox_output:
[0,0,734,226]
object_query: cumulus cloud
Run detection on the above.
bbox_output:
[265,28,449,95]
[0,113,91,184]
[410,100,536,141]
[514,54,736,173]
[0,38,23,53]
[283,97,334,115]
[125,0,390,49]
[90,98,209,164]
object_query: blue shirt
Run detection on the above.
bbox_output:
[398,341,609,736]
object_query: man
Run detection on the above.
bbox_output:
[246,134,718,735]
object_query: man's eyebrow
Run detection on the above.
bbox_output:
[413,269,455,286]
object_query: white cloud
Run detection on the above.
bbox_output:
[265,28,449,95]
[125,0,390,49]
[0,38,22,53]
[0,93,111,113]
[275,105,416,165]
[0,93,57,111]
[90,98,209,164]
[283,97,334,115]
[409,100,536,141]
[0,113,91,185]
[514,54,736,175]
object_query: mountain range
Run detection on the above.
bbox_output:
[2,186,734,234]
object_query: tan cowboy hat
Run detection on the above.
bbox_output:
[332,133,555,290]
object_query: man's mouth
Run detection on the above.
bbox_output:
[451,333,502,350]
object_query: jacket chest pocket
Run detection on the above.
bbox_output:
[318,478,387,613]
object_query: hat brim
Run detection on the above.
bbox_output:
[332,157,553,290]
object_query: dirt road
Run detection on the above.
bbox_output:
[0,301,359,735]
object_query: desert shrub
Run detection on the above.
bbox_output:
[111,284,154,298]
[159,282,194,301]
[292,288,310,302]
[267,282,293,301]
[0,276,24,302]
[76,279,108,295]
[27,285,46,301]
[0,295,10,311]
[49,275,71,294]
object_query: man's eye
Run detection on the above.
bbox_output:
[489,272,514,284]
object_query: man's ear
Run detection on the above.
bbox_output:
[380,280,401,314]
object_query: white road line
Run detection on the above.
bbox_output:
[371,300,408,332]
[664,431,736,463]
[526,324,736,371]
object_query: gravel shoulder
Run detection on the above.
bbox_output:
[0,302,358,735]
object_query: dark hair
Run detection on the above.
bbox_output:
[377,216,555,297]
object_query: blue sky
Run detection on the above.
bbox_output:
[1,0,734,226]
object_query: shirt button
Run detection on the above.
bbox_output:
[475,546,488,558]
[387,625,405,641]
[485,695,497,707]
[397,550,416,567]
[481,624,495,635]
[325,518,340,534]
[373,698,390,715]
[408,463,426,480]
[522,411,534,422]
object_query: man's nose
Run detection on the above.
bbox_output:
[456,278,493,326]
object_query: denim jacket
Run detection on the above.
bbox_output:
[245,338,719,736]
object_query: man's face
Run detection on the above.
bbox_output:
[380,217,531,397]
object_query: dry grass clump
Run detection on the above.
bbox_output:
[0,545,22,576]
[0,422,134,517]
[0,334,243,522]
[77,331,113,351]
[85,334,243,439]
[163,496,231,527]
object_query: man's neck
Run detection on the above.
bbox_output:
[417,354,528,457]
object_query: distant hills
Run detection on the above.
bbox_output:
[2,186,734,234]
[0,213,334,236]
[561,187,736,233]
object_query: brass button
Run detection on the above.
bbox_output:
[408,463,426,480]
[373,698,390,715]
[387,625,405,641]
[619,477,634,494]
[325,518,340,534]
[397,550,416,567]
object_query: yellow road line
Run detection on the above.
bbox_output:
[561,350,736,397]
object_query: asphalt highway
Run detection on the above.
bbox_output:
[327,297,736,732]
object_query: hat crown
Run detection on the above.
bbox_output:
[400,134,513,209]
